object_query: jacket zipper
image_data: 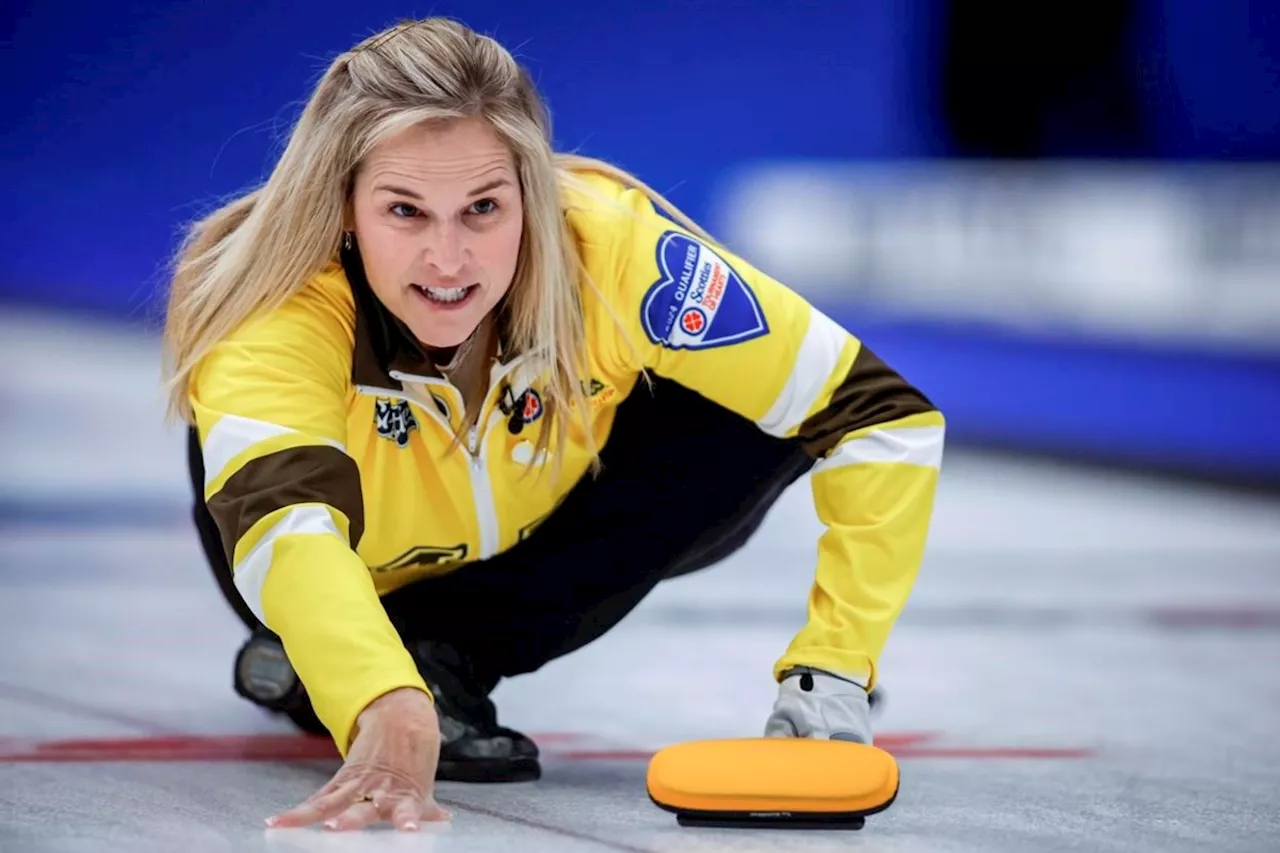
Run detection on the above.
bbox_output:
[465,356,537,560]
[463,356,538,560]
[370,358,537,561]
[467,411,502,559]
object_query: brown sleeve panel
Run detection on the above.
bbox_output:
[206,445,365,565]
[796,343,938,459]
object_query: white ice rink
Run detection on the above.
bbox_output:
[2,308,1278,852]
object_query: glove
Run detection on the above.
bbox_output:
[763,666,873,745]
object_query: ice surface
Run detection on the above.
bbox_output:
[2,309,1278,852]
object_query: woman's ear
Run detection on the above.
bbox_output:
[341,169,359,230]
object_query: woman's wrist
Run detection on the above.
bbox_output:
[353,686,438,739]
[362,685,435,716]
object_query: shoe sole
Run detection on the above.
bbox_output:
[436,756,541,784]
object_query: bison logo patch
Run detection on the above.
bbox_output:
[374,398,418,448]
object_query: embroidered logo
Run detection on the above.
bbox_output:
[641,231,769,350]
[371,544,468,573]
[583,377,617,407]
[374,398,418,448]
[519,388,544,424]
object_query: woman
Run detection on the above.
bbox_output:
[164,17,945,832]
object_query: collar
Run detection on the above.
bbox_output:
[343,244,507,391]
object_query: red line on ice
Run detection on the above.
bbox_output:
[0,730,1091,762]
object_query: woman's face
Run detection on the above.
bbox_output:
[349,116,524,350]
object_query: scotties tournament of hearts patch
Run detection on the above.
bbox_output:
[641,231,769,351]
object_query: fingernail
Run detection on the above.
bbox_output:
[324,819,338,830]
[264,817,277,828]
[404,821,419,831]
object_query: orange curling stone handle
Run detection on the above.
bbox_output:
[646,737,899,826]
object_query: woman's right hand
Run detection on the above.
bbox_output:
[266,687,450,831]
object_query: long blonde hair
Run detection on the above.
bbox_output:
[162,17,717,471]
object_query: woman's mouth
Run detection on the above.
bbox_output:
[411,283,479,308]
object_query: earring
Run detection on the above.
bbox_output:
[342,231,353,251]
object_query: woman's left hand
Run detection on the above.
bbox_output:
[763,667,874,745]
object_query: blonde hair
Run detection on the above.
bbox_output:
[161,17,716,472]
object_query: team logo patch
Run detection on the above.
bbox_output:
[518,388,543,424]
[641,231,769,350]
[371,544,468,574]
[518,514,547,542]
[582,377,617,408]
[374,398,418,447]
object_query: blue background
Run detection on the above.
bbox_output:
[6,0,1279,317]
[3,0,1279,484]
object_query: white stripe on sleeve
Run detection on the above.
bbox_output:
[812,425,945,474]
[203,413,345,490]
[232,504,344,625]
[757,308,848,438]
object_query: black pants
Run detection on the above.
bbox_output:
[189,377,813,687]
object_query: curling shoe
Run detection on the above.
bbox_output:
[408,640,541,783]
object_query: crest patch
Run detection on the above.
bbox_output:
[374,398,418,448]
[641,231,769,351]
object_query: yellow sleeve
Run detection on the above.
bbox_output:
[188,271,429,754]
[599,185,945,690]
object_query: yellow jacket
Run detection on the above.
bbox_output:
[190,172,945,754]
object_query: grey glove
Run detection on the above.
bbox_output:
[763,666,873,745]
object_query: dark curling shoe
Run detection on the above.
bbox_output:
[409,640,541,783]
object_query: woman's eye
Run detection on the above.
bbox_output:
[469,198,498,215]
[389,202,419,218]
